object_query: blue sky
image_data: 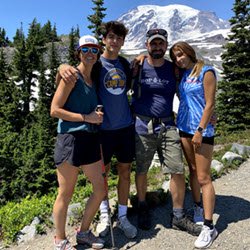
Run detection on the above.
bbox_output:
[0,0,235,41]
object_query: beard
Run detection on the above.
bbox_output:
[149,49,165,59]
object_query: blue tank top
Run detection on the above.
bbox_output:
[57,71,98,133]
[98,56,133,130]
[176,65,216,137]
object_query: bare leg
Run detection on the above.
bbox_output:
[170,173,185,208]
[195,144,215,220]
[181,137,201,203]
[53,162,79,242]
[79,160,106,232]
[117,162,131,206]
[135,173,147,202]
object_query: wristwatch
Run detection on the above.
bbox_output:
[197,126,204,133]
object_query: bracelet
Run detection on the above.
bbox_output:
[83,114,85,121]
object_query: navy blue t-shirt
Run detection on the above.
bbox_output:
[98,56,133,130]
[132,58,176,134]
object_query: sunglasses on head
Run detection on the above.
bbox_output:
[80,47,99,55]
[147,29,168,39]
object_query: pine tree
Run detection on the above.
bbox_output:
[0,49,22,203]
[216,0,250,133]
[13,23,25,47]
[67,27,78,66]
[75,24,80,38]
[87,0,106,44]
[12,19,46,118]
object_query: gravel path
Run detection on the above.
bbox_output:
[8,158,250,250]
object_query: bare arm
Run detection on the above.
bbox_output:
[192,70,216,147]
[51,79,103,124]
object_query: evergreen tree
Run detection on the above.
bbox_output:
[216,0,250,133]
[75,24,80,38]
[12,19,46,118]
[13,23,25,47]
[52,24,60,41]
[0,28,10,47]
[0,50,22,203]
[12,37,30,121]
[67,27,78,66]
[41,20,53,43]
[87,0,106,44]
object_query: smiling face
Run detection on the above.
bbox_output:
[146,38,168,59]
[171,48,195,70]
[78,46,99,65]
[102,30,124,55]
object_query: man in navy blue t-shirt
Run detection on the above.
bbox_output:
[131,28,201,236]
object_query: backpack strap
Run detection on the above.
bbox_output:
[118,55,131,91]
[130,62,143,98]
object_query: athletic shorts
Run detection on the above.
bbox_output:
[101,125,135,165]
[179,130,214,146]
[54,130,100,167]
[135,126,184,175]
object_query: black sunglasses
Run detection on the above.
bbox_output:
[80,47,99,55]
[146,29,168,39]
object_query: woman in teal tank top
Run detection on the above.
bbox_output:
[51,35,105,249]
[170,42,217,249]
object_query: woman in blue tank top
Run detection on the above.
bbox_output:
[170,42,217,249]
[51,35,105,249]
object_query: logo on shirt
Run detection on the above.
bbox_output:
[104,68,126,95]
[141,77,169,84]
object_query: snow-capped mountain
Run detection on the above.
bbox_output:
[117,4,230,49]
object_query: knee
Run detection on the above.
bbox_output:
[57,190,74,205]
[119,168,131,181]
[197,174,211,186]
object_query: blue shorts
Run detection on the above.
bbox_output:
[54,130,100,167]
[101,125,135,165]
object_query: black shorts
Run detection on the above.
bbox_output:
[101,125,135,165]
[54,130,101,167]
[179,130,214,146]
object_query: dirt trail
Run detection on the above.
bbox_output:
[6,158,250,250]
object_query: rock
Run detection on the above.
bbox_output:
[211,159,225,172]
[161,180,170,192]
[222,152,243,163]
[149,153,161,170]
[16,217,40,243]
[51,202,82,224]
[231,143,250,155]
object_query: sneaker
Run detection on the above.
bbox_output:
[194,225,218,248]
[171,214,202,236]
[96,213,110,237]
[76,229,105,249]
[54,237,76,250]
[117,215,137,238]
[193,205,204,225]
[138,205,151,230]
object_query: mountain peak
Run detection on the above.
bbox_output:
[117,4,230,50]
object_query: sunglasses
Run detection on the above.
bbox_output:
[80,47,99,55]
[146,29,168,39]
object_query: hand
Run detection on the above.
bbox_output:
[130,54,147,68]
[59,65,79,84]
[191,131,203,149]
[86,110,104,124]
[210,112,218,127]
